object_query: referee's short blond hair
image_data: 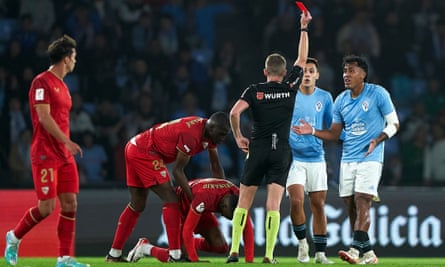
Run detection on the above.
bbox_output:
[265,53,286,76]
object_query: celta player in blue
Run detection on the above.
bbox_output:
[294,54,399,265]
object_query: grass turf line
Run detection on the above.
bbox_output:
[4,257,445,266]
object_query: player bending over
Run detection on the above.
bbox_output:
[127,178,254,263]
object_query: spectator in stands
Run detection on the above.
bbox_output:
[92,98,123,176]
[171,90,206,119]
[400,126,428,186]
[121,58,153,109]
[12,13,38,54]
[336,9,380,59]
[422,78,445,120]
[8,127,32,183]
[70,92,95,143]
[77,131,108,184]
[84,32,118,102]
[65,3,100,50]
[2,39,25,75]
[123,92,159,138]
[206,64,231,113]
[19,0,55,35]
[213,39,241,84]
[424,123,445,186]
[7,96,27,145]
[158,14,179,57]
[263,11,298,66]
[130,10,154,56]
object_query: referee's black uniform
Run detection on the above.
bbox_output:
[240,66,303,186]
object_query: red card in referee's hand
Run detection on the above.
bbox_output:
[295,1,308,12]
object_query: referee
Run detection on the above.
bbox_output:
[227,9,312,264]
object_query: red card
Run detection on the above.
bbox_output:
[295,1,307,12]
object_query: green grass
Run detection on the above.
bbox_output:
[4,257,445,267]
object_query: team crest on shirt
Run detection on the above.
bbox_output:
[362,101,369,112]
[41,186,49,195]
[256,92,264,100]
[195,202,205,213]
[54,87,60,92]
[315,101,322,112]
[160,170,167,177]
[202,142,208,149]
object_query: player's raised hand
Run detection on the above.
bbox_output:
[300,9,312,28]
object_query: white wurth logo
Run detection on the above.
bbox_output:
[263,92,291,100]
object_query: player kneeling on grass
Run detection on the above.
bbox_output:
[127,178,254,263]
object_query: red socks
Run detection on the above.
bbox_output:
[58,211,76,256]
[162,203,181,250]
[13,207,45,239]
[111,205,141,249]
[151,246,170,262]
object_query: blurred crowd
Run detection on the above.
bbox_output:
[0,0,444,188]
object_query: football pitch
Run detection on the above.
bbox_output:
[5,257,445,267]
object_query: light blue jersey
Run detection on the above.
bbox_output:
[333,83,396,163]
[290,87,333,162]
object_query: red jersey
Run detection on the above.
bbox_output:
[133,117,216,164]
[29,71,73,163]
[177,178,254,262]
[176,178,239,217]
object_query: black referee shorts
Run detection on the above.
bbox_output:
[240,139,292,187]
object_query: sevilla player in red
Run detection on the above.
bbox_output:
[4,35,89,267]
[106,114,230,262]
[127,178,254,263]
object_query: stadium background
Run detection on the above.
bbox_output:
[0,0,444,257]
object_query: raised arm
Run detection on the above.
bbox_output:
[292,10,312,68]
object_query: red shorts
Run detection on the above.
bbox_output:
[195,212,219,234]
[32,158,79,200]
[125,142,171,188]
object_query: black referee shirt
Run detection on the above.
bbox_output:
[240,65,303,141]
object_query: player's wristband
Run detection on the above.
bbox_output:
[311,127,316,136]
[301,28,308,32]
[383,124,397,139]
